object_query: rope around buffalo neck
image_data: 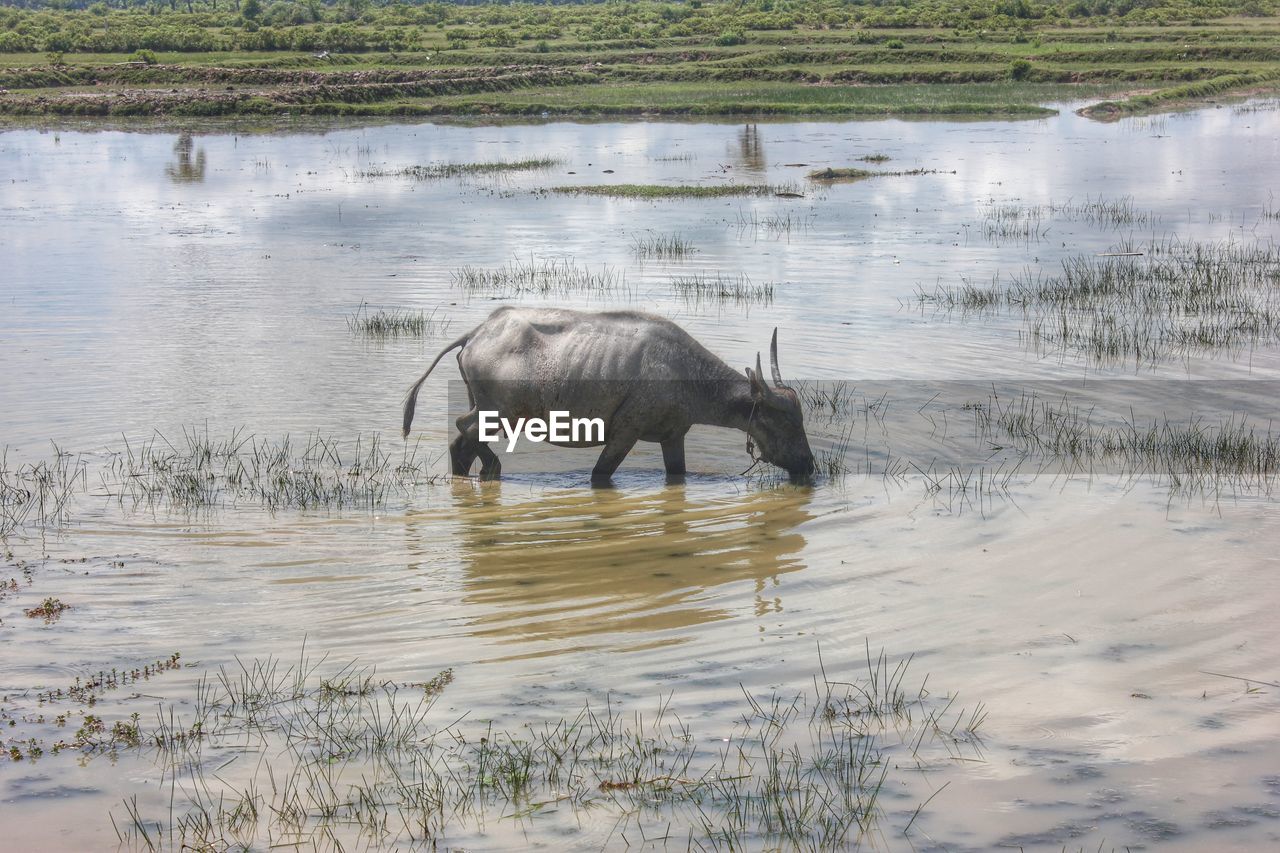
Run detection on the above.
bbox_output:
[740,400,763,476]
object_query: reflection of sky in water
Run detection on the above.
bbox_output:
[1,107,1279,459]
[1,107,1280,851]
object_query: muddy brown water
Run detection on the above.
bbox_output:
[2,105,1280,850]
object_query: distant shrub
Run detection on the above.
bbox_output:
[479,26,515,48]
[886,38,905,49]
[46,50,65,66]
[132,48,159,64]
[1009,58,1032,79]
[237,96,278,114]
[714,30,746,46]
[0,32,36,52]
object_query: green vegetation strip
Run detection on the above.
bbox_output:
[1080,69,1280,118]
[1,1,1278,119]
[359,157,561,179]
[552,183,778,199]
[807,166,948,181]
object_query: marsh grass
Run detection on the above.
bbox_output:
[794,380,1278,502]
[807,166,875,181]
[915,275,1006,312]
[671,271,775,305]
[966,391,1279,493]
[552,183,778,199]
[630,231,696,260]
[104,426,443,512]
[451,256,627,297]
[972,195,1155,243]
[1262,193,1280,221]
[24,595,71,622]
[806,166,943,182]
[918,236,1280,365]
[0,446,86,538]
[1081,70,1280,119]
[347,301,451,338]
[106,647,983,850]
[735,207,816,237]
[1048,195,1157,227]
[358,157,561,180]
[980,202,1050,242]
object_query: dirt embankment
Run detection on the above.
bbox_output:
[0,63,596,116]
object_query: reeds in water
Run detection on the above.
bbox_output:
[630,231,696,259]
[451,257,626,297]
[105,427,442,512]
[671,271,775,305]
[347,302,451,338]
[359,157,562,180]
[919,236,1280,365]
[0,446,86,537]
[104,647,982,850]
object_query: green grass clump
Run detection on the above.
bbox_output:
[1081,69,1280,118]
[347,302,450,337]
[553,183,776,199]
[631,231,697,259]
[451,257,627,296]
[807,167,875,181]
[24,596,71,622]
[672,272,775,305]
[807,166,944,182]
[359,157,561,180]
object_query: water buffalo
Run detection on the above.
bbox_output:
[402,306,816,486]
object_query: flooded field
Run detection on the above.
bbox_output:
[2,103,1280,850]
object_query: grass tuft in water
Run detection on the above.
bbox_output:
[735,207,816,236]
[359,157,562,180]
[347,301,451,338]
[24,596,71,622]
[0,447,86,538]
[807,166,943,182]
[552,183,780,199]
[451,256,626,296]
[630,231,696,259]
[106,427,444,512]
[671,271,775,305]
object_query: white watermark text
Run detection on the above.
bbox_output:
[478,410,605,452]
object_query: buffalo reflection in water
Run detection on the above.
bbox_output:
[406,483,813,651]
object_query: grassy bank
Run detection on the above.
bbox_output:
[1,1,1279,120]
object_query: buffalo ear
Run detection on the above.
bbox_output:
[747,362,779,406]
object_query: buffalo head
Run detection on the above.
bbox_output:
[745,329,816,483]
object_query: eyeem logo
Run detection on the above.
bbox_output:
[478,411,605,453]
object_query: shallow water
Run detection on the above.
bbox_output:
[2,104,1280,850]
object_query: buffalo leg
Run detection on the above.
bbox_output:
[591,433,638,487]
[476,443,502,480]
[661,435,687,479]
[453,408,502,480]
[449,433,478,476]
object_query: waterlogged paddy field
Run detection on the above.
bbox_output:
[2,105,1280,850]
